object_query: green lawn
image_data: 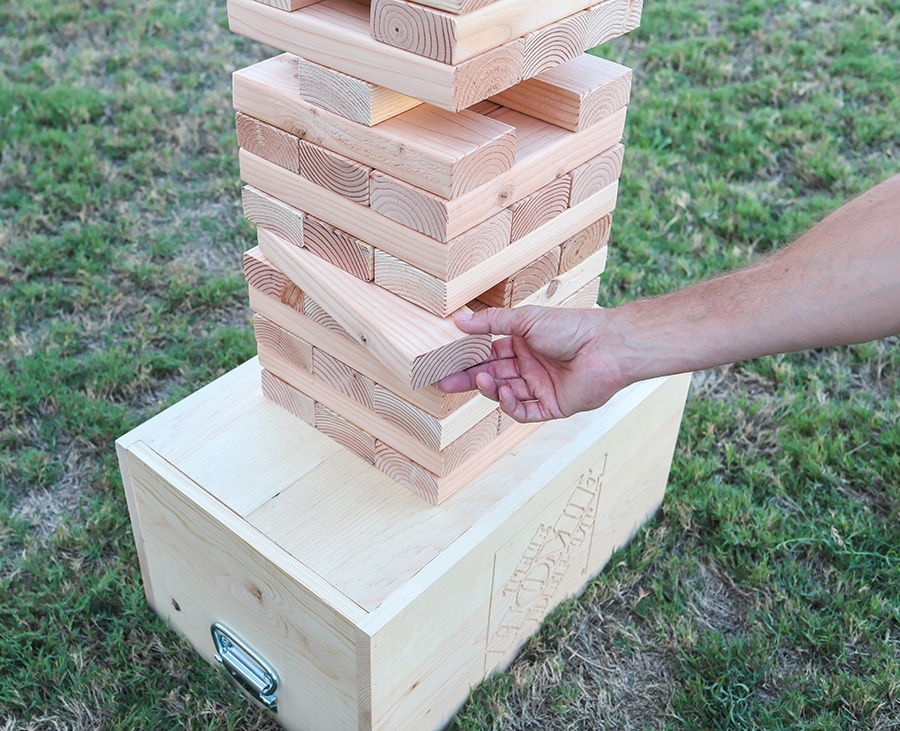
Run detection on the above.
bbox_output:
[1,0,899,728]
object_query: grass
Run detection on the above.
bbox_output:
[1,0,898,728]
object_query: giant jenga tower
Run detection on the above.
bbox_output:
[116,1,692,728]
[230,0,643,503]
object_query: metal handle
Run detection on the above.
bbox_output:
[211,623,279,711]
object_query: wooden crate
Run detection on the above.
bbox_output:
[117,358,690,731]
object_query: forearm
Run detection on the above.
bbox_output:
[608,174,900,385]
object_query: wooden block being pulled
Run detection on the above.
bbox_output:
[235,111,301,174]
[256,227,492,389]
[297,56,422,126]
[368,108,627,242]
[246,258,478,419]
[233,54,517,199]
[228,0,525,111]
[491,54,632,132]
[371,0,607,65]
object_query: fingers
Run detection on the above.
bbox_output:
[453,307,534,337]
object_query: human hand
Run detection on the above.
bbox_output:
[438,306,629,422]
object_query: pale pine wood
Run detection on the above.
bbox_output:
[247,276,479,419]
[586,0,643,47]
[302,214,375,281]
[315,402,376,464]
[257,227,492,389]
[235,111,301,174]
[514,245,608,308]
[297,56,422,126]
[520,9,589,79]
[374,181,618,315]
[243,247,304,312]
[233,54,516,199]
[371,0,609,65]
[559,278,602,308]
[242,185,305,250]
[569,143,625,206]
[509,175,572,242]
[478,247,562,308]
[299,140,372,206]
[397,0,502,13]
[254,314,314,372]
[491,54,632,133]
[303,294,351,339]
[367,108,627,242]
[252,0,323,10]
[313,347,376,410]
[261,367,317,425]
[120,358,691,729]
[559,214,612,273]
[228,0,524,111]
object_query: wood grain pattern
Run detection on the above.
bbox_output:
[491,54,632,132]
[302,295,351,340]
[261,368,317,425]
[509,175,572,243]
[243,247,304,312]
[315,402,376,464]
[257,227,492,390]
[251,0,323,10]
[297,56,422,126]
[520,10,589,79]
[559,278,602,308]
[242,185,305,250]
[569,143,625,206]
[229,0,526,111]
[299,140,372,205]
[235,111,301,174]
[313,347,376,410]
[478,247,562,308]
[514,245,608,308]
[586,0,643,47]
[254,314,314,373]
[233,54,516,199]
[302,214,375,282]
[558,215,612,273]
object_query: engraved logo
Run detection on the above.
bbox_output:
[485,456,607,669]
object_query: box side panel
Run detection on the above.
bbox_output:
[126,442,362,731]
[364,374,690,730]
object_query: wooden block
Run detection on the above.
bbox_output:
[371,0,604,65]
[520,10,589,79]
[491,54,632,132]
[260,368,316,425]
[559,214,612,273]
[515,245,608,308]
[251,0,322,10]
[302,294,351,339]
[509,176,572,242]
[242,185,305,250]
[235,111,301,174]
[297,56,422,126]
[299,141,372,206]
[586,0,643,47]
[302,214,375,281]
[257,227,492,390]
[228,0,525,111]
[243,248,305,312]
[367,107,627,242]
[560,279,602,308]
[479,248,562,308]
[569,143,625,206]
[399,0,502,13]
[246,269,479,419]
[374,182,617,315]
[313,347,376,410]
[254,314,314,373]
[233,54,517,199]
[118,357,690,728]
[315,402,376,464]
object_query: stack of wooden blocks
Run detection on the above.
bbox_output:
[116,2,694,729]
[231,0,642,503]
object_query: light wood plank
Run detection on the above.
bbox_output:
[569,143,625,206]
[586,0,643,47]
[299,140,372,206]
[559,278,602,308]
[242,185,305,250]
[491,54,632,132]
[233,53,516,199]
[246,267,478,419]
[257,227,492,390]
[315,402,376,464]
[514,245,608,308]
[302,213,375,281]
[251,0,323,10]
[254,314,314,373]
[313,347,376,410]
[261,367,317,425]
[303,294,351,339]
[509,175,572,242]
[559,214,612,273]
[371,0,609,65]
[520,9,589,79]
[479,247,562,308]
[297,56,422,126]
[398,0,502,13]
[368,108,626,242]
[228,0,524,111]
[235,111,301,174]
[243,246,304,311]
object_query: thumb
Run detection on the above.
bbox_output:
[453,307,530,337]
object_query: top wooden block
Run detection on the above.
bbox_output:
[228,0,642,110]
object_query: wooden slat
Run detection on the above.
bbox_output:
[243,246,304,311]
[233,54,517,199]
[514,245,608,308]
[299,140,372,205]
[315,402,376,464]
[387,0,503,15]
[254,314,314,372]
[228,0,524,111]
[569,143,625,206]
[559,214,612,273]
[260,368,317,425]
[521,9,589,79]
[509,176,572,242]
[302,214,375,281]
[313,347,376,410]
[368,109,626,242]
[491,54,632,132]
[251,0,323,10]
[303,295,351,339]
[478,248,562,308]
[235,111,301,174]
[242,185,305,250]
[246,268,479,419]
[370,0,604,65]
[559,278,602,308]
[297,56,422,126]
[257,228,492,390]
[586,0,643,47]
